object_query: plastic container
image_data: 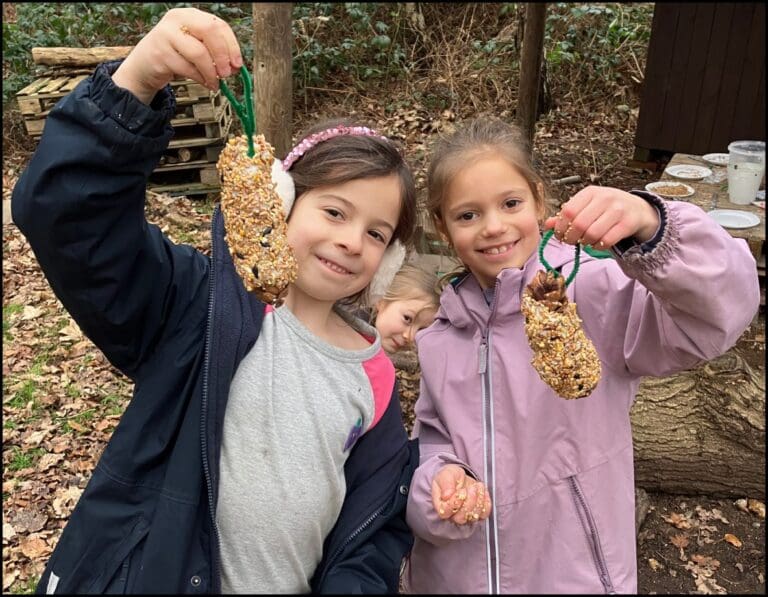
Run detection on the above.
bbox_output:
[727,140,765,205]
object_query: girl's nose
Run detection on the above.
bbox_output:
[336,228,363,254]
[482,212,507,236]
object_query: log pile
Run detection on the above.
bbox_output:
[16,47,232,196]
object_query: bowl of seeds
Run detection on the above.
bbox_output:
[644,181,695,199]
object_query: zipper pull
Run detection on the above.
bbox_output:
[478,341,487,374]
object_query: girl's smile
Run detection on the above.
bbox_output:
[477,240,519,259]
[317,255,354,276]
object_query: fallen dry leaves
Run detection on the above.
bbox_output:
[656,500,765,593]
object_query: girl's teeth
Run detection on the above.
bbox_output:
[322,258,348,274]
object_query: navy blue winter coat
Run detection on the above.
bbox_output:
[12,60,418,594]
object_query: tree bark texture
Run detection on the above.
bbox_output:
[631,351,765,498]
[252,3,293,158]
[515,3,546,150]
[32,46,133,66]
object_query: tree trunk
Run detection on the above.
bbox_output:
[32,46,133,66]
[252,3,293,159]
[515,3,546,149]
[631,350,765,498]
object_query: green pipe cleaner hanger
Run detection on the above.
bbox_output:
[538,229,581,287]
[219,65,256,157]
[538,229,613,287]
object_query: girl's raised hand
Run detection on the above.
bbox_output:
[431,464,492,525]
[544,185,660,249]
[112,7,243,105]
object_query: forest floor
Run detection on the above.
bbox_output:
[3,72,765,594]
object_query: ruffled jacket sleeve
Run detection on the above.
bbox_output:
[576,194,760,378]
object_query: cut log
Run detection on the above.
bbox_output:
[631,350,765,499]
[32,46,133,67]
[178,148,193,163]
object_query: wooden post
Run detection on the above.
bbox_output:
[252,3,293,158]
[515,3,547,150]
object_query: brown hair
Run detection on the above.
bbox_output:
[425,117,551,230]
[286,117,417,248]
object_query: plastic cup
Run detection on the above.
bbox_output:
[727,140,765,205]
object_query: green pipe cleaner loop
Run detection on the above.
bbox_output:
[219,66,255,157]
[583,245,613,259]
[538,229,581,287]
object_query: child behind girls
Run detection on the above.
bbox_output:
[402,117,759,593]
[12,7,419,593]
[370,264,441,355]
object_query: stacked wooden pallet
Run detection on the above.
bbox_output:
[148,79,231,196]
[16,73,90,136]
[16,47,233,197]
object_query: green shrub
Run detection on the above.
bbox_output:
[544,3,653,96]
[292,3,409,91]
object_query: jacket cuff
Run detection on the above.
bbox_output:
[612,190,680,276]
[90,59,176,136]
[612,190,666,255]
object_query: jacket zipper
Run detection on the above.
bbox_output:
[479,277,505,594]
[317,500,388,587]
[200,209,221,592]
[567,476,616,594]
[478,336,498,594]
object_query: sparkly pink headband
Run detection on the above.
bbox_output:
[282,125,388,171]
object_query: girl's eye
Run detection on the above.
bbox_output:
[325,208,344,219]
[504,198,521,209]
[402,314,413,324]
[369,230,386,243]
[458,212,476,221]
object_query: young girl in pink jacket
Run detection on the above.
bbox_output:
[402,118,760,593]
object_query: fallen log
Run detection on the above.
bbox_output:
[32,46,133,67]
[631,349,765,499]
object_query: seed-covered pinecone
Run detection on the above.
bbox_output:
[521,270,601,399]
[217,134,298,305]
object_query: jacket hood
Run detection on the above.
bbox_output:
[430,237,592,331]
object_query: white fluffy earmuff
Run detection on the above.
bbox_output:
[271,158,296,217]
[368,239,406,303]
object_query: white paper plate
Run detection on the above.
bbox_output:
[665,164,713,180]
[702,153,729,166]
[707,209,761,229]
[644,181,695,198]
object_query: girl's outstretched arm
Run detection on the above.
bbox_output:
[560,191,760,377]
[11,61,208,380]
[11,8,242,380]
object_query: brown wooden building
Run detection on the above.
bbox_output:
[634,2,765,160]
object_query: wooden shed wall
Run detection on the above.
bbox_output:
[634,2,765,157]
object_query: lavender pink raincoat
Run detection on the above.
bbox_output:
[403,197,759,594]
